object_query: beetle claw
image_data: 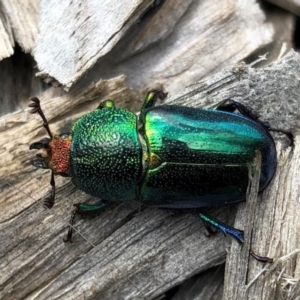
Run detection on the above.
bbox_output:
[64,208,78,243]
[63,226,74,243]
[250,249,273,263]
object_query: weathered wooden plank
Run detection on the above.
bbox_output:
[34,0,274,90]
[0,0,39,58]
[0,13,14,60]
[251,5,295,66]
[34,0,155,89]
[1,51,300,300]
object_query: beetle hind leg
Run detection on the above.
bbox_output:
[214,99,260,122]
[64,200,112,243]
[199,212,244,244]
[214,99,294,144]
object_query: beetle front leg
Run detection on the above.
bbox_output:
[64,200,112,243]
[97,100,115,109]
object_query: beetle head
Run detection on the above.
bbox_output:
[30,134,72,177]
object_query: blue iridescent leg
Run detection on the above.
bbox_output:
[199,212,244,244]
[199,212,274,262]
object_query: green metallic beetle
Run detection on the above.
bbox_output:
[29,91,280,246]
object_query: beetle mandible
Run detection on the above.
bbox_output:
[29,90,282,254]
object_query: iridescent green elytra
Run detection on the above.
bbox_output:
[140,105,275,206]
[29,91,277,245]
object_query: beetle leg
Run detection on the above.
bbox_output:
[139,90,168,124]
[199,212,244,244]
[249,250,273,263]
[214,99,294,144]
[97,100,115,109]
[214,99,271,131]
[202,220,217,237]
[64,200,112,243]
[213,99,261,122]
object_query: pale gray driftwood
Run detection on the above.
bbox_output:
[0,51,300,300]
[0,0,39,60]
[34,0,156,88]
[34,0,274,91]
[0,2,295,119]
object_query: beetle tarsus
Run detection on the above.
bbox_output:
[64,206,78,243]
[64,201,112,242]
[199,212,244,244]
[215,99,260,122]
[250,249,273,263]
[40,171,56,209]
[203,222,217,237]
[216,99,294,145]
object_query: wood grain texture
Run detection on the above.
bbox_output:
[1,50,300,300]
[0,2,295,122]
[247,4,295,67]
[0,0,39,59]
[34,0,274,91]
[0,11,14,60]
[34,0,154,89]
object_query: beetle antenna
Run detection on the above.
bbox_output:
[43,171,56,209]
[29,97,56,208]
[28,97,53,139]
